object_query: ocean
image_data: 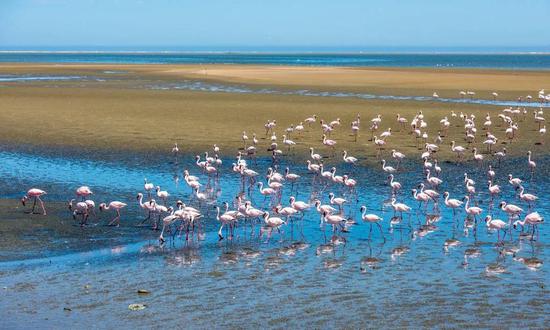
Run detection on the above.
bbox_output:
[1,52,550,69]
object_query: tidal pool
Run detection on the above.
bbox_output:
[0,146,548,328]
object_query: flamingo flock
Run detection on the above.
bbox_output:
[21,100,546,247]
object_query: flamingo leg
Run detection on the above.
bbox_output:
[37,196,46,215]
[31,197,37,213]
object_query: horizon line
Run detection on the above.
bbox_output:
[1,50,550,55]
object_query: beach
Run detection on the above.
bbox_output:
[0,64,548,161]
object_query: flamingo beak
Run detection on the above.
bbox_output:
[21,198,26,206]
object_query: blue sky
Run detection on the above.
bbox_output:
[1,0,549,51]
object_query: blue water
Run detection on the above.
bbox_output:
[2,73,549,108]
[0,146,548,327]
[1,52,550,69]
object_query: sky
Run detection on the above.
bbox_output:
[0,0,549,51]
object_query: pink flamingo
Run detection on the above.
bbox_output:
[513,212,544,240]
[260,212,285,242]
[76,186,93,201]
[216,205,238,240]
[484,216,508,241]
[99,201,127,227]
[463,195,482,223]
[388,174,401,194]
[21,188,47,215]
[360,205,384,238]
[517,185,538,209]
[68,199,89,224]
[443,192,462,215]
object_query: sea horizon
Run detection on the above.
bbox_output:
[1,50,550,69]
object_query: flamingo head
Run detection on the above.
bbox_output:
[484,216,491,223]
[443,192,449,197]
[136,193,143,200]
[360,206,366,212]
[21,196,28,206]
[99,203,107,211]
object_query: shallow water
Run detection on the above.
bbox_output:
[1,52,550,69]
[0,146,548,328]
[1,73,549,108]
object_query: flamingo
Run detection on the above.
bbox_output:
[322,134,337,154]
[343,175,357,190]
[484,216,508,241]
[242,131,249,148]
[330,167,344,184]
[381,160,396,174]
[68,199,88,224]
[487,165,495,182]
[450,141,466,162]
[508,174,522,188]
[314,200,337,217]
[488,181,501,199]
[517,185,538,208]
[136,193,156,224]
[463,195,482,222]
[499,201,523,218]
[282,134,296,151]
[99,201,127,227]
[306,160,321,174]
[419,183,440,201]
[539,125,546,144]
[260,212,285,242]
[257,182,276,200]
[284,167,300,186]
[342,150,358,165]
[425,169,442,188]
[319,164,333,180]
[21,188,47,215]
[390,198,411,218]
[289,196,310,214]
[328,192,347,210]
[309,148,322,162]
[472,147,484,164]
[76,186,93,201]
[171,143,179,155]
[494,148,507,166]
[443,192,463,214]
[183,169,200,182]
[527,151,536,175]
[156,186,169,204]
[412,189,431,209]
[513,212,544,240]
[158,214,181,243]
[275,204,298,223]
[359,206,384,238]
[388,174,401,194]
[322,212,347,233]
[143,179,154,199]
[215,206,237,240]
[304,115,317,127]
[391,149,406,168]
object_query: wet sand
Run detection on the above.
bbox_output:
[2,63,550,98]
[0,64,548,161]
